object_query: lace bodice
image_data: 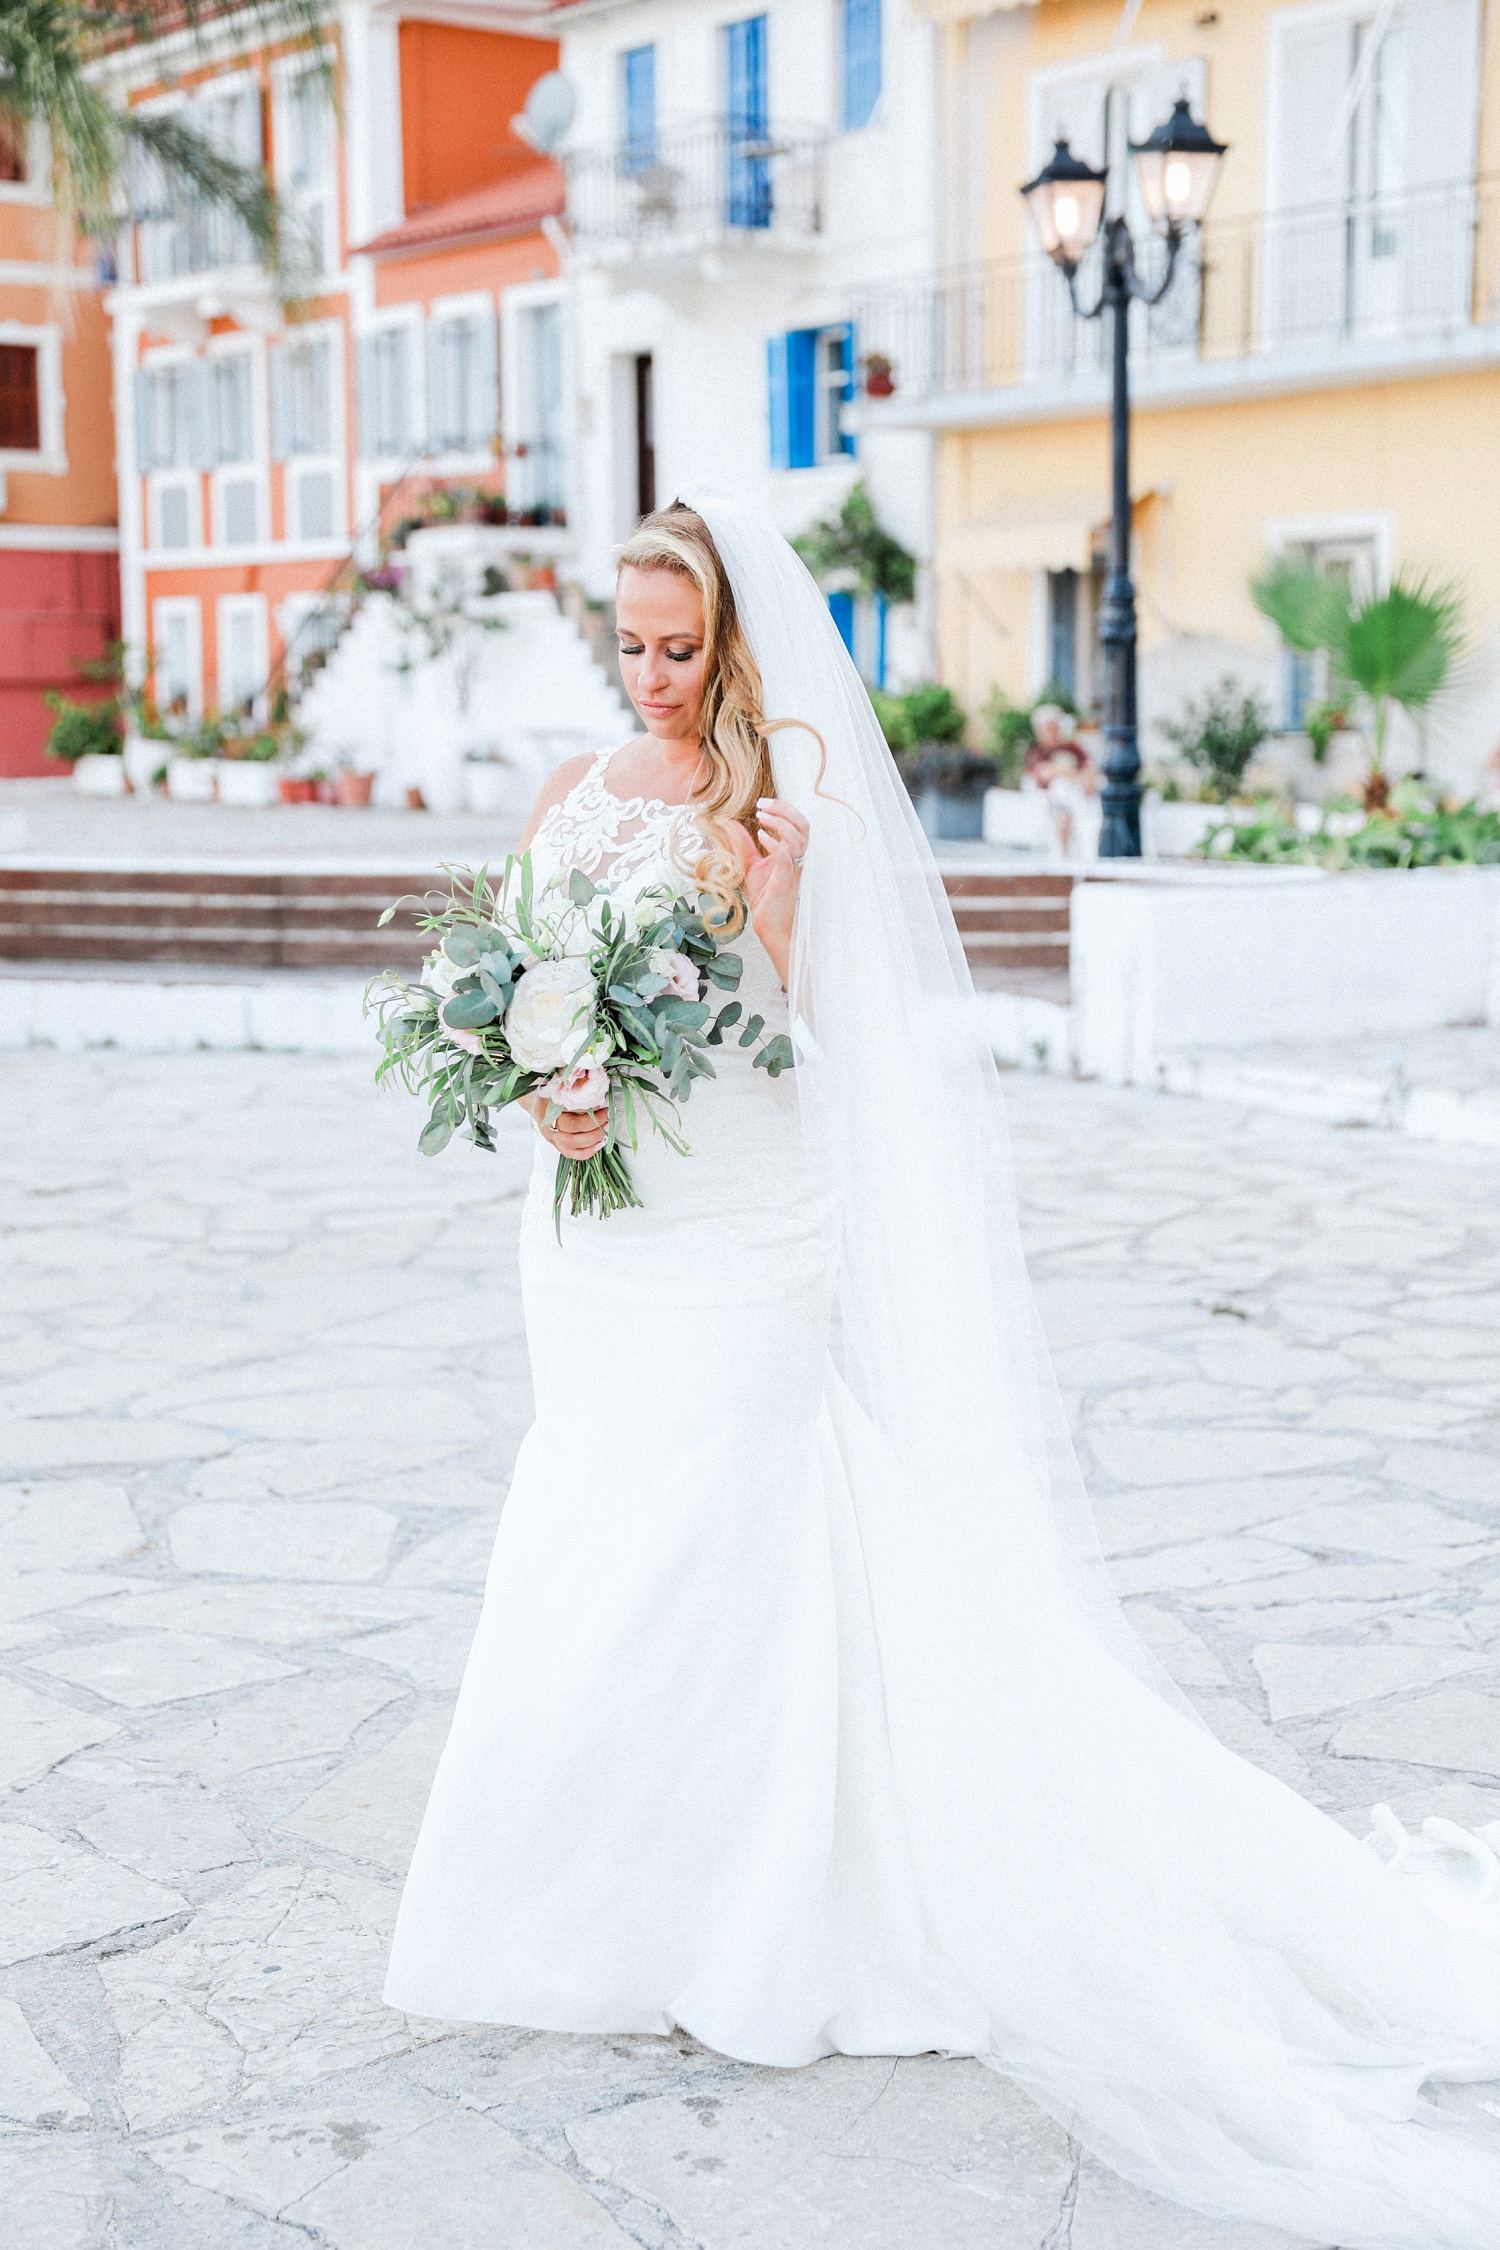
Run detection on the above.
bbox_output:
[531,746,705,900]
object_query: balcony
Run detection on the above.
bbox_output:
[564,118,825,270]
[850,176,1500,426]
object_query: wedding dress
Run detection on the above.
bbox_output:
[386,490,1500,2249]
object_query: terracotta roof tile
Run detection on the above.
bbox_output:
[355,161,565,259]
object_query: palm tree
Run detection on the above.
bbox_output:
[1251,556,1464,806]
[0,2,329,293]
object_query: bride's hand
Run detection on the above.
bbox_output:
[522,1095,609,1160]
[732,798,807,988]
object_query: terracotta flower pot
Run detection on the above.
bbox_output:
[278,776,315,804]
[865,368,896,398]
[406,786,427,811]
[313,778,338,804]
[335,770,375,808]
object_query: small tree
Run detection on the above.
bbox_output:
[794,482,916,606]
[1251,558,1463,802]
[1156,678,1271,803]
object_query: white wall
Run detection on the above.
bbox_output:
[556,0,941,655]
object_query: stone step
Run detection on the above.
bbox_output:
[0,862,1076,984]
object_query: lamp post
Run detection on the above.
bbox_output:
[1021,97,1226,856]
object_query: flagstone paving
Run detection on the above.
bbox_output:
[1,1048,1497,2250]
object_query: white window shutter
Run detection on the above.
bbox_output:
[182,360,213,471]
[309,340,331,456]
[269,346,289,460]
[1270,17,1350,213]
[473,310,498,447]
[424,322,443,454]
[1406,0,1480,191]
[134,368,156,472]
[357,335,378,457]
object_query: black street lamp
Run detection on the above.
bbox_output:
[1021,96,1227,856]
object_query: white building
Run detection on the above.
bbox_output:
[544,0,941,685]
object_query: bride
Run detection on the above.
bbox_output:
[385,491,1500,2248]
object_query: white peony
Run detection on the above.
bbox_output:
[505,955,595,1072]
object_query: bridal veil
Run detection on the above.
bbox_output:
[686,483,1500,2250]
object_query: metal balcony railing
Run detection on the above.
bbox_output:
[852,176,1500,406]
[133,197,259,285]
[565,118,824,254]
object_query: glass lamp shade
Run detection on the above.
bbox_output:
[1020,138,1108,268]
[1130,97,1227,231]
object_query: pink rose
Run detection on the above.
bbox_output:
[542,1056,610,1113]
[446,1024,485,1057]
[649,947,700,1004]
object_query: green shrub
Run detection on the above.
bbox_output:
[868,686,916,752]
[1156,677,1271,803]
[901,681,967,744]
[1200,785,1500,868]
[43,692,122,761]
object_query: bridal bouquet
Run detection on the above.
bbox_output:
[369,853,794,1225]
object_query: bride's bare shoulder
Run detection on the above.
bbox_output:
[519,753,599,849]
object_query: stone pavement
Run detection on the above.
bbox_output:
[1,1052,1497,2250]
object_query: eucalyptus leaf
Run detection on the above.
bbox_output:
[443,991,500,1031]
[568,867,597,906]
[419,1114,454,1156]
[444,930,482,967]
[738,1014,765,1047]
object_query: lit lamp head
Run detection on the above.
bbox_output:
[1130,97,1227,234]
[1020,138,1108,274]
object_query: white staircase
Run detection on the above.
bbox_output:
[296,526,629,820]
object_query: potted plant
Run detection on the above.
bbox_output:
[165,714,233,802]
[45,690,124,794]
[335,765,375,807]
[1251,559,1464,812]
[218,729,287,808]
[862,352,896,399]
[1150,677,1273,855]
[278,772,316,804]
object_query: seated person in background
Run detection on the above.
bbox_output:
[1024,704,1098,856]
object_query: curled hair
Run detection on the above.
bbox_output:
[616,503,773,932]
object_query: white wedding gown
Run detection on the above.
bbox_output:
[387,743,1500,2238]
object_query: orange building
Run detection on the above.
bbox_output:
[0,115,120,776]
[103,8,562,732]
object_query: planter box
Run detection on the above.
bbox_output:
[1072,865,1500,1084]
[217,761,283,809]
[917,788,984,843]
[983,788,1053,853]
[167,757,222,803]
[72,754,127,798]
[123,735,169,793]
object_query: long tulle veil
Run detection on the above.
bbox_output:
[687,482,1500,2250]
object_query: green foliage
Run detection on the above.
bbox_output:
[1199,785,1500,869]
[1156,677,1271,803]
[1250,558,1464,777]
[0,2,325,296]
[900,681,967,744]
[1302,696,1348,763]
[43,691,120,761]
[868,686,915,752]
[793,481,917,606]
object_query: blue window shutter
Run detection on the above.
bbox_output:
[622,45,656,170]
[843,0,882,132]
[726,16,770,227]
[766,333,790,468]
[786,328,817,469]
[828,590,855,655]
[832,323,855,458]
[875,591,887,688]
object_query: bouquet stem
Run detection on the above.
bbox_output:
[553,1144,643,1233]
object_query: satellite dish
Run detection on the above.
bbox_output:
[514,72,577,154]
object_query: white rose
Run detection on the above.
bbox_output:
[648,946,700,1004]
[504,955,595,1072]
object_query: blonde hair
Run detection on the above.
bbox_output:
[617,503,773,932]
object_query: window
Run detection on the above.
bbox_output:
[621,45,657,173]
[1047,570,1078,699]
[0,345,39,450]
[209,354,253,464]
[509,301,564,520]
[426,310,497,454]
[153,599,202,719]
[279,67,336,275]
[358,327,412,458]
[1271,532,1379,729]
[843,0,882,132]
[217,595,268,718]
[767,325,854,469]
[634,353,655,519]
[273,336,331,457]
[0,116,27,184]
[725,15,770,229]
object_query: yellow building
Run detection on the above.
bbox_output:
[852,0,1500,795]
